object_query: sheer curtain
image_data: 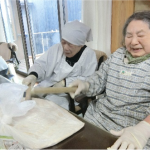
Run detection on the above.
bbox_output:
[0,11,6,42]
[82,0,112,56]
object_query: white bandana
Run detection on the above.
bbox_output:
[62,20,93,46]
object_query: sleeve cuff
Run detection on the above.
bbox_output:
[29,72,38,78]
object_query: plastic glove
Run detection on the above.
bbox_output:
[68,80,89,99]
[8,42,18,51]
[22,75,37,87]
[109,121,150,150]
[53,80,65,87]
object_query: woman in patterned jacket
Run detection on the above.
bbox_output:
[70,11,150,149]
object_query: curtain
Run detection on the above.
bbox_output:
[0,10,5,42]
[82,0,112,56]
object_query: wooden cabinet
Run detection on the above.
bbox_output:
[111,0,150,53]
[111,0,134,53]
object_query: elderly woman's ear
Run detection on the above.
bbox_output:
[7,42,18,51]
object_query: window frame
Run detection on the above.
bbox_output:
[1,0,81,76]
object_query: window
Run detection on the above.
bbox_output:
[67,0,81,22]
[0,0,82,74]
[0,0,14,42]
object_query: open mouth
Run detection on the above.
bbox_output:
[132,48,142,52]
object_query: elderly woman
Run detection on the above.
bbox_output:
[22,20,97,110]
[70,11,150,149]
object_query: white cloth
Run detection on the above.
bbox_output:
[0,75,11,83]
[45,93,70,110]
[28,43,97,109]
[82,0,112,56]
[62,20,93,46]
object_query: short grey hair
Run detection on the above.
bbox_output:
[122,11,150,47]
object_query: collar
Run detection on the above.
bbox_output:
[125,50,150,64]
[66,45,87,66]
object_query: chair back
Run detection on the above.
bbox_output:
[0,43,19,82]
[0,43,11,61]
[94,50,107,63]
[94,50,107,71]
[69,50,108,116]
[0,42,20,69]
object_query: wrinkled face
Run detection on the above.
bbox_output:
[61,39,82,58]
[125,20,150,58]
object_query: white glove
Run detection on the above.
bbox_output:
[109,121,150,150]
[22,75,37,87]
[53,80,65,87]
[8,42,18,51]
[69,80,89,98]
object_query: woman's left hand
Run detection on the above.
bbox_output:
[109,121,150,150]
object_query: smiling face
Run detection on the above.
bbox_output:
[125,20,150,58]
[61,39,83,58]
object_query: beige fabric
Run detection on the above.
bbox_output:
[0,42,5,45]
[94,50,107,62]
[0,43,11,61]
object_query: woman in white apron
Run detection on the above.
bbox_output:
[22,20,97,109]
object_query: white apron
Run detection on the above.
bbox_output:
[29,43,97,109]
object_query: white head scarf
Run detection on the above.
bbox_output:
[62,20,93,46]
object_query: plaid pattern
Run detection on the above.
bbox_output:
[84,47,150,148]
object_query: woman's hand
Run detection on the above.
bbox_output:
[69,80,89,98]
[109,121,150,150]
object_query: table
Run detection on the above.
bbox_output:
[48,113,118,149]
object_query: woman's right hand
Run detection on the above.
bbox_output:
[69,80,90,98]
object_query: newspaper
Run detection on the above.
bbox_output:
[0,135,28,150]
